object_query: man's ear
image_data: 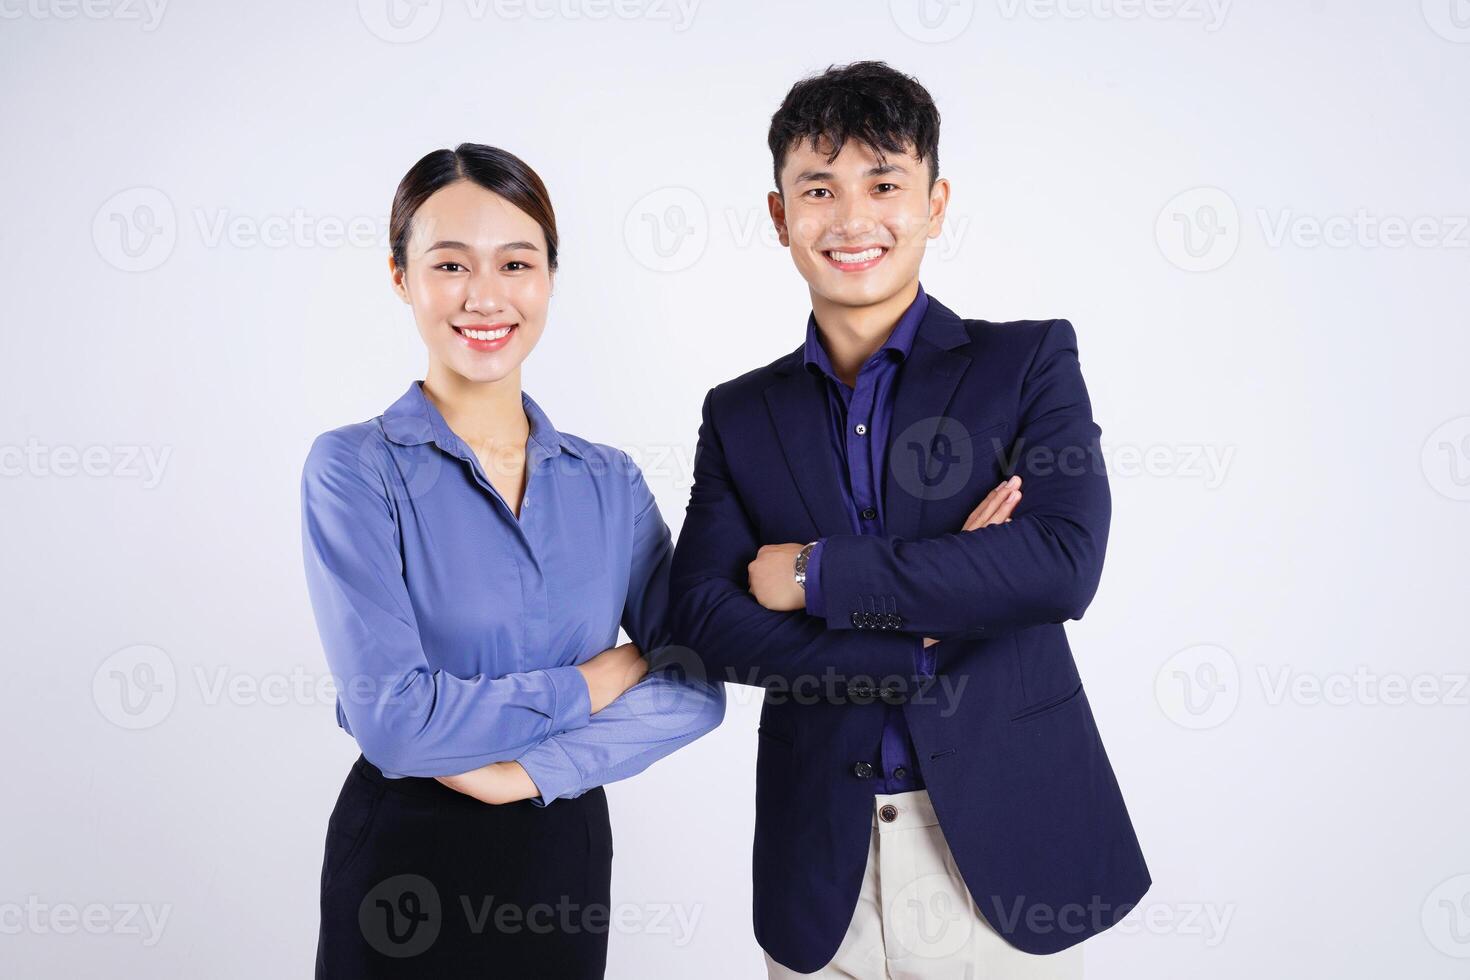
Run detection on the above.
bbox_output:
[767,190,791,248]
[389,254,411,304]
[927,176,952,241]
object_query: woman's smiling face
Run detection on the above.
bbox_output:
[391,179,552,384]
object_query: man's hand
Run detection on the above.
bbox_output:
[748,542,808,611]
[923,477,1025,648]
[749,478,1024,620]
[962,475,1022,531]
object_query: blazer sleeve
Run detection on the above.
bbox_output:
[515,454,725,805]
[300,430,591,778]
[669,388,920,690]
[811,318,1111,634]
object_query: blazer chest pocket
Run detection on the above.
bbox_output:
[966,418,1012,471]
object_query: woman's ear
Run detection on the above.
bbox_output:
[389,254,411,304]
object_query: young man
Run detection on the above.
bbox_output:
[669,62,1150,977]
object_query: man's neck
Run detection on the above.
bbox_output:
[810,280,920,387]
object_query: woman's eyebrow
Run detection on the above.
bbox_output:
[424,239,541,253]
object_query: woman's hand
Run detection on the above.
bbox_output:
[435,760,540,805]
[923,477,1024,649]
[575,641,648,714]
[435,641,649,805]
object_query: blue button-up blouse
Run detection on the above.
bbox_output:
[300,380,724,805]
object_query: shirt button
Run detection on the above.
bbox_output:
[879,804,899,823]
[852,761,874,779]
[893,767,907,780]
[861,507,877,520]
[854,423,868,436]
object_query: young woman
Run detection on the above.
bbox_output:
[300,143,725,978]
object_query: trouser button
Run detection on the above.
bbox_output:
[878,804,898,823]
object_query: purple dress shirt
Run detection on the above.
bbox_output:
[801,283,931,794]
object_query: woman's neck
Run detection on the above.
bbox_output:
[421,363,529,456]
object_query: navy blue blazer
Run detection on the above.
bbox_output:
[669,295,1151,971]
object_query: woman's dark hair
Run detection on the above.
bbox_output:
[389,143,559,272]
[767,61,941,192]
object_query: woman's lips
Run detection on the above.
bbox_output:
[452,323,517,352]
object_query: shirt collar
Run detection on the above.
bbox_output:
[802,282,929,382]
[380,380,584,462]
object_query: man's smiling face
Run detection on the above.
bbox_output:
[768,135,948,311]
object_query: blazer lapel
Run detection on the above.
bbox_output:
[763,295,975,544]
[883,299,974,542]
[763,355,857,539]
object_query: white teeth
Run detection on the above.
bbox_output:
[460,325,513,341]
[827,247,884,264]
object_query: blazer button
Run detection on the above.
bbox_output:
[879,804,898,823]
[861,506,877,520]
[852,761,874,779]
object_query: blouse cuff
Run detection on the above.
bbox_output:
[518,737,584,807]
[541,664,592,733]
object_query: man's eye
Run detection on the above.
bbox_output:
[435,262,465,273]
[805,188,832,199]
[875,183,899,193]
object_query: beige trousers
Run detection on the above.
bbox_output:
[765,790,1085,979]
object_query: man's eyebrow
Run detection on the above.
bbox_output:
[792,162,908,184]
[424,239,541,252]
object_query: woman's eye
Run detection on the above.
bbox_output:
[503,261,530,272]
[435,262,465,273]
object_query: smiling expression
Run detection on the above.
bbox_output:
[391,179,552,385]
[768,136,949,311]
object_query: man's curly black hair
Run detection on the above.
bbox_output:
[767,60,941,192]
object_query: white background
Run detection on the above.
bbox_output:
[2,0,1468,976]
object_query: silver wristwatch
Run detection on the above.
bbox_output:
[793,541,817,590]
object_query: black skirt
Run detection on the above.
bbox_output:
[316,754,613,979]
